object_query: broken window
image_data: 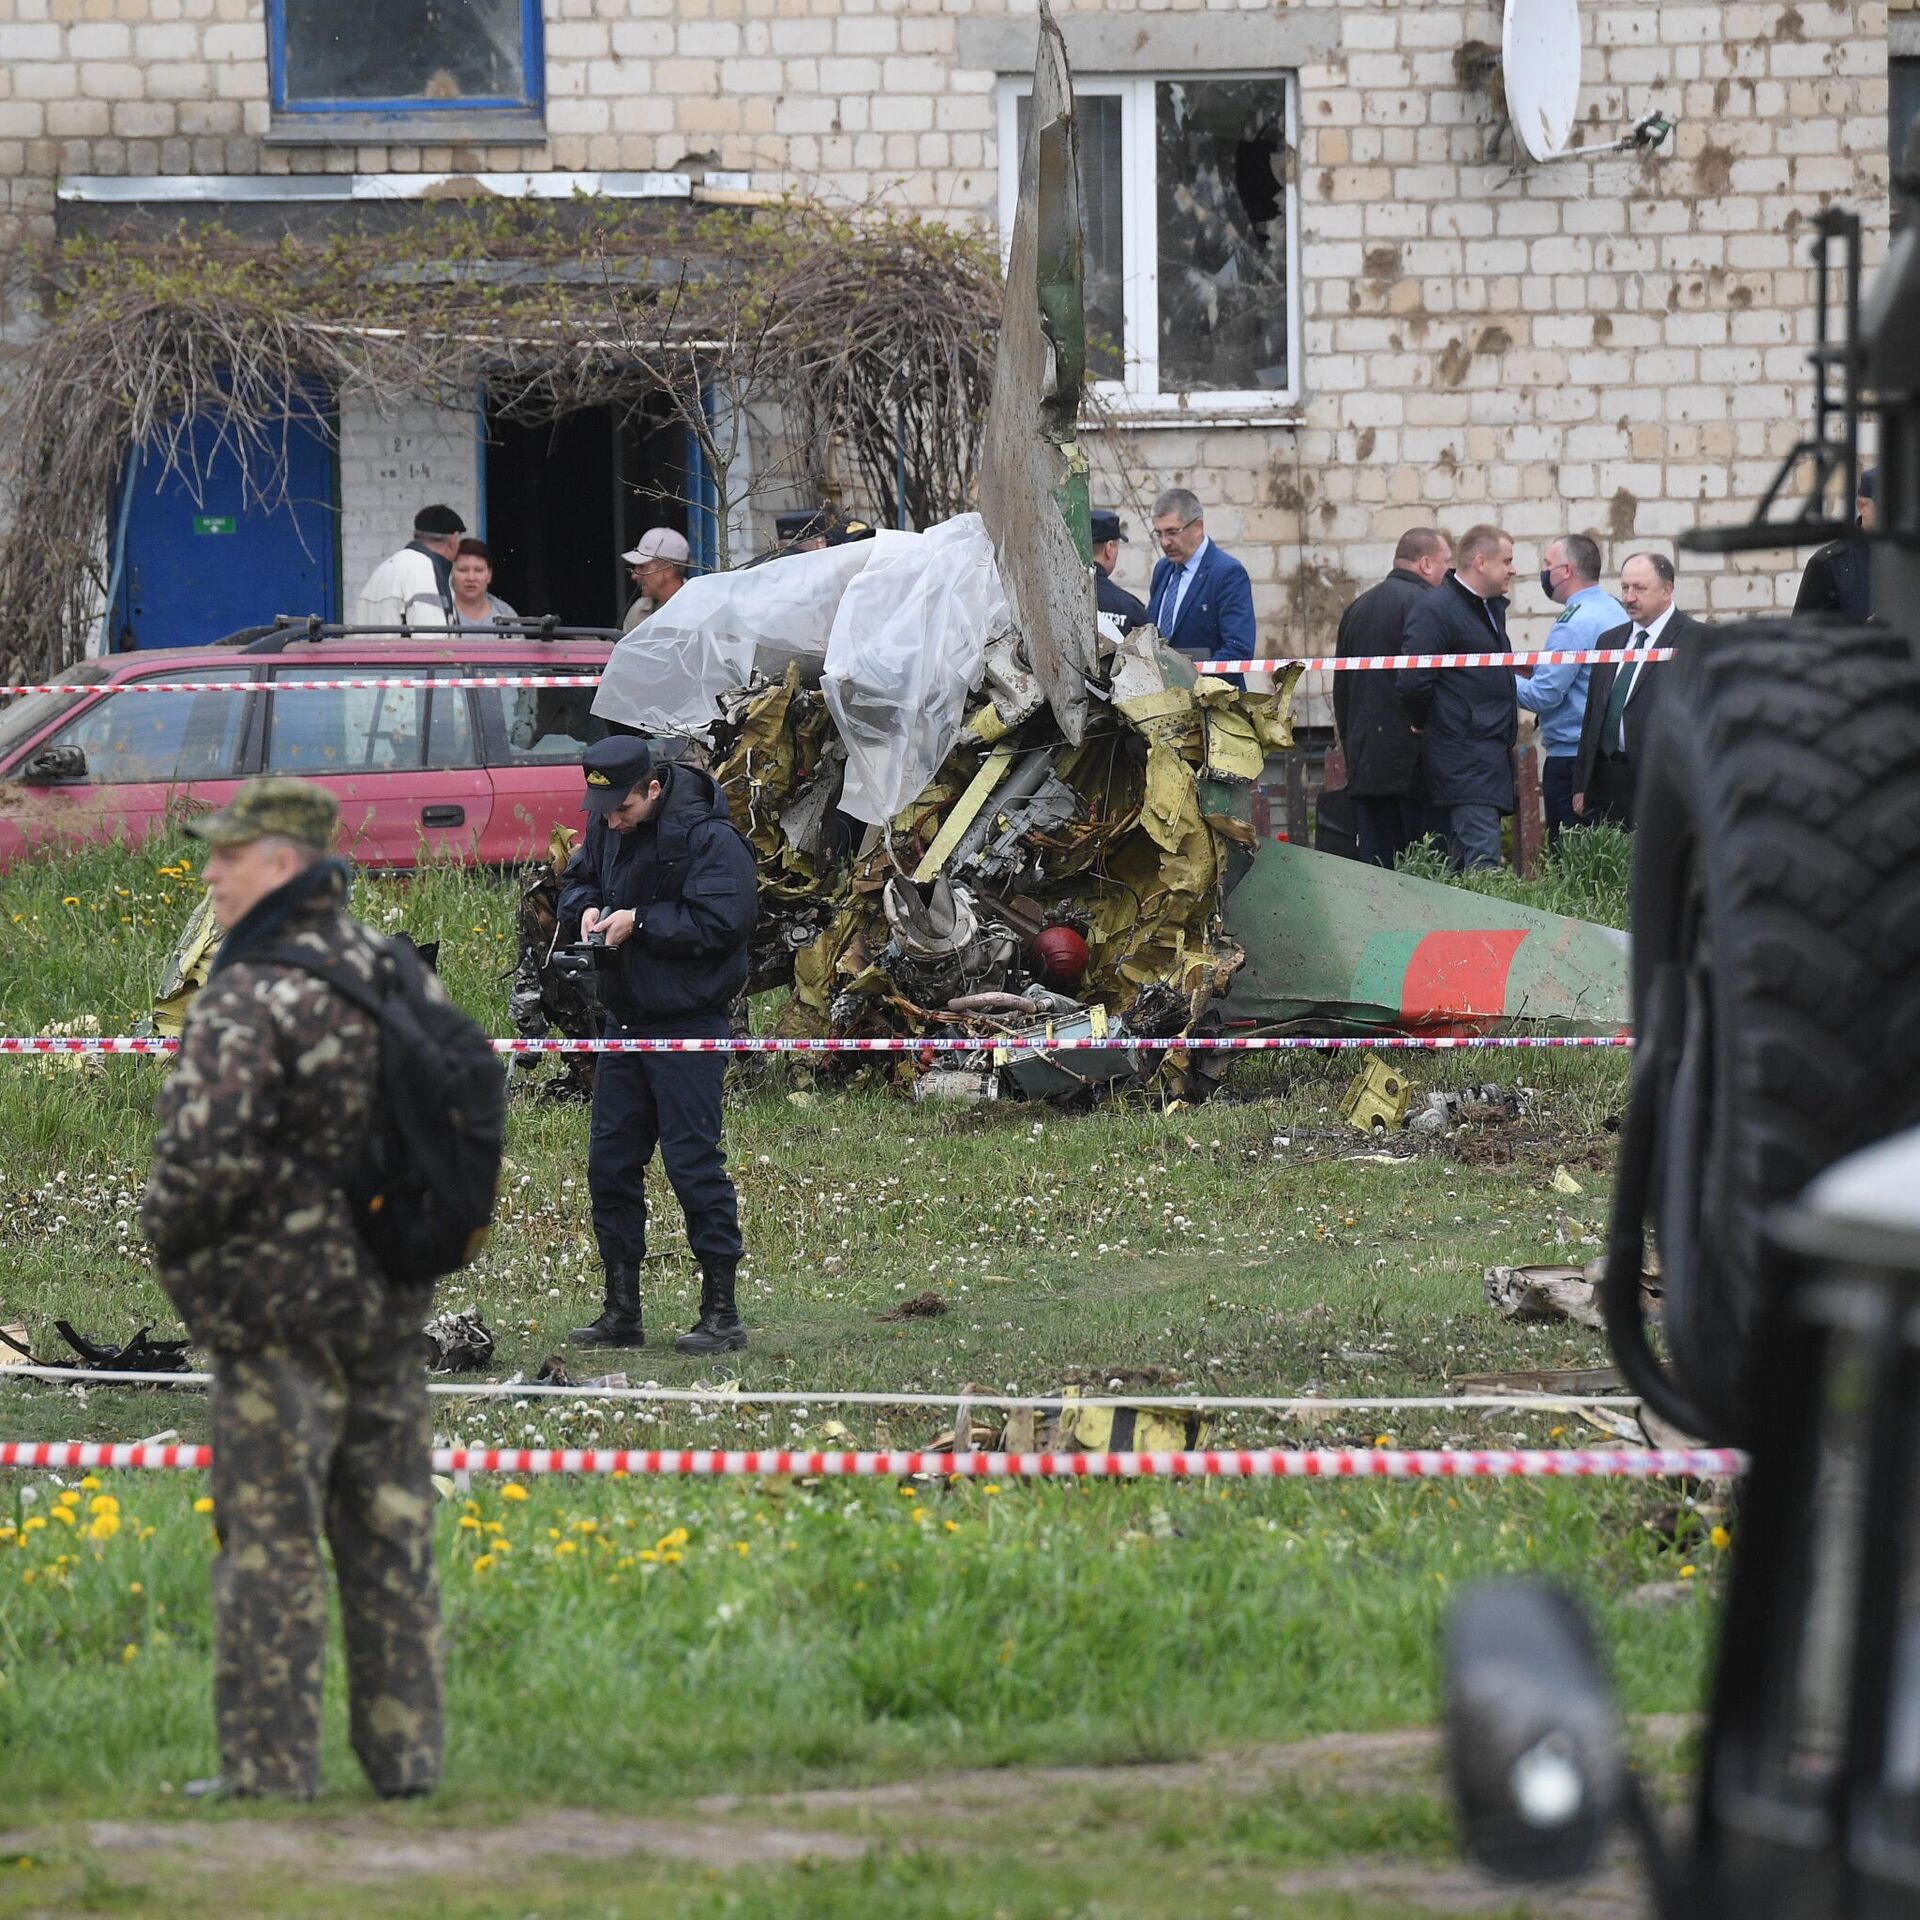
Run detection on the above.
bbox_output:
[1155,82,1291,394]
[270,0,542,118]
[1896,55,1920,232]
[999,73,1297,405]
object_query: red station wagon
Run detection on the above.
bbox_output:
[0,627,619,872]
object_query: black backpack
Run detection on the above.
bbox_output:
[259,935,507,1288]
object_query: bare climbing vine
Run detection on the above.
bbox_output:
[0,193,1003,682]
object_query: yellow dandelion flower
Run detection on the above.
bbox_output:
[54,1490,79,1508]
[462,1500,481,1515]
[983,1484,1001,1497]
[659,1526,689,1548]
[121,1643,138,1664]
[575,1519,599,1535]
[129,1582,143,1594]
[79,1476,101,1491]
[458,1515,481,1531]
[733,1542,750,1557]
[491,1538,511,1554]
[897,1485,916,1498]
[501,1484,529,1502]
[661,1549,683,1565]
[554,1540,579,1557]
[471,1554,496,1574]
[639,1549,659,1564]
[617,1555,635,1570]
[483,1521,504,1535]
[49,1507,75,1528]
[61,896,79,907]
[22,1516,47,1533]
[1679,1564,1697,1580]
[1710,1524,1731,1552]
[88,1495,118,1517]
[89,1514,120,1542]
[910,1506,929,1524]
[943,1519,960,1534]
[193,1497,215,1515]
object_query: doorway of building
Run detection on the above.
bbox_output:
[113,387,340,650]
[481,397,693,629]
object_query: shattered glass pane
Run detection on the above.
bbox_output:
[1015,92,1125,382]
[1155,80,1291,393]
[281,0,531,108]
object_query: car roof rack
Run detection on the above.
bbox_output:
[223,615,623,652]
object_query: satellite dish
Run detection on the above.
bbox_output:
[1502,0,1582,161]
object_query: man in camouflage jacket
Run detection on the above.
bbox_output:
[140,778,443,1802]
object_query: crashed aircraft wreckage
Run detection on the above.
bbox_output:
[575,2,1626,1101]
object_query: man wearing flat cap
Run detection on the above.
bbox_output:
[355,503,465,631]
[558,737,760,1353]
[622,526,691,630]
[141,778,444,1803]
[1091,509,1149,630]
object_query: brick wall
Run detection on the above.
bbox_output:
[0,0,1895,680]
[336,396,480,607]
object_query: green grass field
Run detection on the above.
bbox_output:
[0,832,1701,1918]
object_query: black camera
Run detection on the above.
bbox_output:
[550,925,614,983]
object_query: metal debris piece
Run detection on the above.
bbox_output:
[0,1321,36,1368]
[1483,1264,1605,1331]
[1449,1367,1625,1396]
[1340,1053,1413,1133]
[1001,1012,1143,1100]
[423,1306,496,1374]
[913,1068,1000,1104]
[53,1320,193,1374]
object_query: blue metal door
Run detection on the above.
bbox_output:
[112,393,339,650]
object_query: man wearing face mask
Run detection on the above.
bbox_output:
[1516,535,1625,850]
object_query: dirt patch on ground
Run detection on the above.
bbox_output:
[0,1807,866,1880]
[697,1728,1445,1816]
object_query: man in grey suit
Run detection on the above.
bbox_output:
[1573,552,1705,828]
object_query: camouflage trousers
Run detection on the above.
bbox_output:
[208,1328,444,1798]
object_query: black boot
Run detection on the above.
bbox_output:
[570,1262,645,1348]
[674,1264,747,1355]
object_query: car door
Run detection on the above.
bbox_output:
[263,663,491,868]
[472,669,612,865]
[1,665,259,860]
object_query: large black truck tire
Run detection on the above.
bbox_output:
[1604,620,1920,1443]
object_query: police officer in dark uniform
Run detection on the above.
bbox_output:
[1091,509,1149,629]
[558,738,760,1354]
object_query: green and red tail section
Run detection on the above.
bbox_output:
[1224,840,1628,1036]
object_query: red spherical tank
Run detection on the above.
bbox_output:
[1031,925,1090,990]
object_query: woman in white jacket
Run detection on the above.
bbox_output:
[353,504,465,631]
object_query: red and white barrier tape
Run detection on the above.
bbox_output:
[0,650,1670,700]
[0,1032,1630,1057]
[1198,648,1673,675]
[0,675,603,696]
[0,1440,1743,1480]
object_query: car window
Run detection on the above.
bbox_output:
[49,670,249,783]
[480,684,610,765]
[267,667,427,774]
[428,670,480,771]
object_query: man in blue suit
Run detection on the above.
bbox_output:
[1144,488,1258,681]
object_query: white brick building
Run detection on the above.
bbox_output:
[0,0,1907,670]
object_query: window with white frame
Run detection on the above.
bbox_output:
[997,75,1299,408]
[269,0,544,126]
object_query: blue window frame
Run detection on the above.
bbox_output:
[269,0,544,123]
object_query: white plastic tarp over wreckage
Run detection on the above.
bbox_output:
[592,513,1012,826]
